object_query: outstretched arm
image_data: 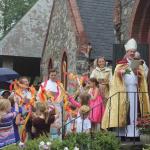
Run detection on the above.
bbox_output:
[68,95,81,108]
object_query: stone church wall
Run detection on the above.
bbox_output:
[120,0,136,42]
[41,0,78,79]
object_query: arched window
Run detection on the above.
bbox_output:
[61,52,68,90]
[48,58,53,75]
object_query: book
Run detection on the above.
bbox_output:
[130,59,141,70]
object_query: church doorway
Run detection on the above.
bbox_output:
[130,0,150,92]
[130,0,150,64]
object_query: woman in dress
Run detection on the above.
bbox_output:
[90,56,112,104]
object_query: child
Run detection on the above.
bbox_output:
[88,78,105,131]
[79,93,91,106]
[9,96,24,143]
[65,104,78,134]
[64,93,91,134]
[0,98,18,149]
[0,90,11,99]
[31,102,55,139]
[49,105,61,140]
[76,105,91,133]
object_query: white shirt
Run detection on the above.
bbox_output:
[76,116,91,133]
[66,116,76,133]
[40,79,58,93]
[37,79,58,101]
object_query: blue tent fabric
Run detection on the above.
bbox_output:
[0,68,19,82]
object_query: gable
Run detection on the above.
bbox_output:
[0,0,54,58]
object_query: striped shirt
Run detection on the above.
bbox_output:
[0,112,17,149]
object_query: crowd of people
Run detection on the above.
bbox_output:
[0,38,150,149]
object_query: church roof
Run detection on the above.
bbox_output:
[76,0,115,60]
[0,0,54,58]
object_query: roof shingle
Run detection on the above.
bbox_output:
[76,0,115,60]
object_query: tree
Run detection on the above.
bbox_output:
[0,0,38,39]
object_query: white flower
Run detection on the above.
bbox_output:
[64,147,69,150]
[40,141,45,146]
[46,141,51,146]
[19,141,25,148]
[74,146,79,150]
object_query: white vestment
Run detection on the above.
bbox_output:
[37,79,58,100]
[41,79,58,93]
[118,59,139,137]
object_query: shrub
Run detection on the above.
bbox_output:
[4,131,120,150]
[143,144,150,150]
[3,144,18,150]
[51,139,63,150]
[4,135,50,150]
[90,132,120,150]
[25,136,49,150]
[52,131,120,150]
[57,133,90,150]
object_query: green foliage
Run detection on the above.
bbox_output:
[125,68,131,74]
[140,128,150,134]
[91,132,120,150]
[56,133,90,150]
[25,136,49,150]
[0,0,38,39]
[143,144,150,150]
[52,132,120,150]
[3,144,18,150]
[4,132,120,150]
[4,135,50,150]
[50,139,63,150]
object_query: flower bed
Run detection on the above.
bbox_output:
[4,131,120,150]
[137,114,150,134]
[137,114,150,145]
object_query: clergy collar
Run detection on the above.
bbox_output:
[127,58,133,65]
[127,58,131,62]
